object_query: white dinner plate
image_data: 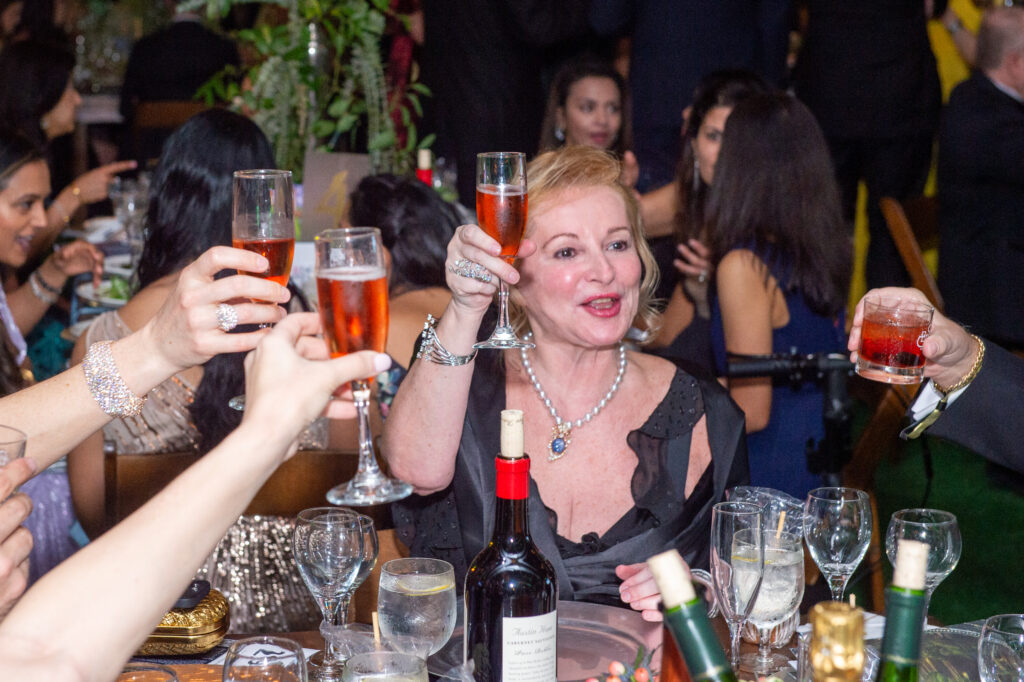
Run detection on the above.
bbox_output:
[104,254,134,279]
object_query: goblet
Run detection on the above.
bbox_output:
[222,636,307,681]
[739,530,805,676]
[315,227,412,505]
[377,558,457,659]
[316,514,379,666]
[710,501,764,669]
[293,507,364,682]
[978,614,1024,682]
[803,487,872,602]
[228,169,295,410]
[474,151,533,350]
[885,508,962,624]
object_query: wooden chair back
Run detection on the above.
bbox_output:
[104,447,394,531]
[842,379,916,611]
[130,100,209,165]
[879,196,943,311]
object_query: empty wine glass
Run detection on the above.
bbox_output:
[293,507,364,682]
[739,530,805,676]
[315,227,412,505]
[978,614,1024,682]
[222,636,308,681]
[710,501,765,669]
[803,487,872,602]
[377,558,457,659]
[885,508,962,624]
[318,514,379,665]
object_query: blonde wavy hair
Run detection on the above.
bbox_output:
[508,145,660,342]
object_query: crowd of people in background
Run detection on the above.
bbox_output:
[0,0,1021,677]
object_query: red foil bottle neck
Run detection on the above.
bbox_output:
[495,455,530,500]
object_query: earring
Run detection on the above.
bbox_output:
[692,157,701,192]
[40,116,50,131]
[554,127,565,143]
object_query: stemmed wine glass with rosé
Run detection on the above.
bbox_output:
[474,152,534,350]
[228,169,295,410]
[315,227,412,505]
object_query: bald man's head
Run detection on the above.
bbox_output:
[976,7,1024,73]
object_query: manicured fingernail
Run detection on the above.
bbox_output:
[373,353,392,373]
[620,589,630,601]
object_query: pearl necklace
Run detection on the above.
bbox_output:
[519,332,627,461]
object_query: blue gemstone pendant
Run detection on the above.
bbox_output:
[548,423,572,461]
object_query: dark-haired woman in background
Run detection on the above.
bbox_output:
[67,109,321,632]
[0,40,135,258]
[707,93,850,499]
[647,70,769,371]
[0,128,104,587]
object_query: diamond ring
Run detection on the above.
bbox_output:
[447,258,493,284]
[216,303,239,332]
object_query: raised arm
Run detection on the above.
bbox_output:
[382,225,535,493]
[0,246,289,471]
[0,313,390,681]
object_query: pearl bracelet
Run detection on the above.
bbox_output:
[83,341,147,417]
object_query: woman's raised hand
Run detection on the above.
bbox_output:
[444,224,536,318]
[141,246,289,374]
[49,240,104,288]
[673,238,712,282]
[0,458,36,620]
[72,161,138,204]
[616,562,664,622]
[241,312,391,447]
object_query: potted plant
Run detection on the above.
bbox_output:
[181,0,432,182]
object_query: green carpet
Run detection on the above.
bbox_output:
[870,430,1024,624]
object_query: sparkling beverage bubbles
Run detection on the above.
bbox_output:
[232,235,295,287]
[377,571,457,657]
[316,267,389,358]
[476,184,526,263]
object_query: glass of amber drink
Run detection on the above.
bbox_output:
[856,295,934,384]
[474,152,534,350]
[315,228,412,505]
[229,169,296,410]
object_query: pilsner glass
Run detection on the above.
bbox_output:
[474,152,534,350]
[710,501,764,669]
[228,169,295,410]
[315,228,412,505]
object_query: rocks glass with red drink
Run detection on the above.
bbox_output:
[315,227,413,505]
[474,152,534,350]
[856,295,934,384]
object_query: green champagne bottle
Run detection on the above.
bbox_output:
[648,550,738,682]
[876,538,930,682]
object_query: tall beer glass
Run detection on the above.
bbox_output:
[229,169,295,411]
[315,228,412,505]
[474,152,534,350]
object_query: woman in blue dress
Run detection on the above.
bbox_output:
[706,93,850,499]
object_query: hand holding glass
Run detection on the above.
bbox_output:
[803,487,872,602]
[315,227,412,505]
[856,294,934,384]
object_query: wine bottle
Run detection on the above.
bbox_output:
[875,538,930,682]
[416,148,433,186]
[809,602,865,682]
[464,410,558,681]
[647,550,738,682]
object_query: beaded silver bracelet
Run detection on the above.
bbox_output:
[28,271,58,305]
[416,314,477,366]
[82,341,147,417]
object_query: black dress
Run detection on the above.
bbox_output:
[392,349,749,602]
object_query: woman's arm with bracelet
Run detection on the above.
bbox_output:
[0,246,289,471]
[382,225,536,493]
[0,314,390,681]
[5,240,103,335]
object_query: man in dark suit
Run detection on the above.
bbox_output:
[937,7,1024,349]
[590,0,790,193]
[793,0,941,290]
[849,288,1024,477]
[119,5,238,125]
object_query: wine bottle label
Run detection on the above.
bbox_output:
[501,610,557,681]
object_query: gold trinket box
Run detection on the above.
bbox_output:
[137,588,230,657]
